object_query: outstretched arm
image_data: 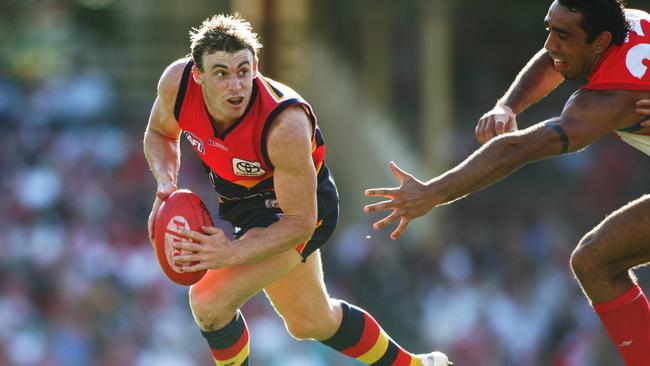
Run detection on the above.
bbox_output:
[476,49,565,144]
[366,89,646,239]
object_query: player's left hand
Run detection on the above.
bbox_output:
[171,226,238,271]
[637,99,650,126]
[364,161,436,240]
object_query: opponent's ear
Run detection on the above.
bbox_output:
[191,64,203,84]
[593,31,613,54]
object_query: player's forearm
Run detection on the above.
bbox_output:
[235,215,316,263]
[498,49,564,114]
[428,124,556,205]
[143,127,180,187]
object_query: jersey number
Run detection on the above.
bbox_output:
[626,13,650,79]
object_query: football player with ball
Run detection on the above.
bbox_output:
[144,14,450,366]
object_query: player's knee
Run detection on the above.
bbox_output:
[570,232,601,280]
[189,286,237,331]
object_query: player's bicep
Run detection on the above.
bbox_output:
[147,95,181,139]
[557,90,646,152]
[146,60,187,140]
[267,107,317,226]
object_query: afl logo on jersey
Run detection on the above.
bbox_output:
[232,157,266,177]
[184,132,205,155]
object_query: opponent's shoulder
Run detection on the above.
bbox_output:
[157,58,192,107]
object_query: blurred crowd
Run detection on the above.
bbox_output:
[2,1,650,366]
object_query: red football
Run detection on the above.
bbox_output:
[152,189,212,286]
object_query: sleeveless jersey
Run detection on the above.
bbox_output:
[582,9,650,156]
[173,59,337,229]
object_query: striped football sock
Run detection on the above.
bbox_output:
[321,302,423,366]
[201,310,250,366]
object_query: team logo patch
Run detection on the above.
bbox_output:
[265,199,279,208]
[232,157,266,177]
[184,132,205,155]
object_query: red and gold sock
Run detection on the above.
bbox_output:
[322,302,423,366]
[201,310,250,366]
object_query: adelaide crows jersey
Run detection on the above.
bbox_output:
[173,59,338,237]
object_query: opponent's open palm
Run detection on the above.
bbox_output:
[364,162,435,240]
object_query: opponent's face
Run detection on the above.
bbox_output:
[543,1,603,78]
[193,49,257,124]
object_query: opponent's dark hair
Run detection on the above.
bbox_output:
[558,0,630,45]
[189,13,262,71]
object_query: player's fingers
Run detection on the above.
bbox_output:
[372,210,399,230]
[364,200,396,214]
[176,229,209,243]
[390,217,411,240]
[172,240,204,252]
[182,263,209,272]
[201,226,222,235]
[364,188,398,198]
[637,99,650,107]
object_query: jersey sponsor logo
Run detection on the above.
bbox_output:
[232,157,266,177]
[184,132,205,155]
[208,138,229,151]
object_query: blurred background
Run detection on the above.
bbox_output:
[1,0,650,365]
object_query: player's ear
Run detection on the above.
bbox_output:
[252,56,259,78]
[593,31,613,54]
[191,64,203,84]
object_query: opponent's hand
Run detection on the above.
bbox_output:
[475,104,518,144]
[364,161,435,240]
[171,226,237,271]
[637,99,650,126]
[148,182,177,243]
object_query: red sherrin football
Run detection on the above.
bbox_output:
[153,189,212,285]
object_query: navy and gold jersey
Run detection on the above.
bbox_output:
[173,59,338,258]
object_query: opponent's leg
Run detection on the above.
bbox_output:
[264,250,450,366]
[570,194,650,366]
[190,228,303,366]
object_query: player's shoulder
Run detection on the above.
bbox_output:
[268,105,312,143]
[157,57,192,106]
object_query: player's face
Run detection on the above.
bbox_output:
[193,49,257,124]
[543,1,600,79]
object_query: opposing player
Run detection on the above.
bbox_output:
[365,1,650,365]
[144,14,450,366]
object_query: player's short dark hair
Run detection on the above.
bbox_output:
[558,0,630,45]
[189,14,262,71]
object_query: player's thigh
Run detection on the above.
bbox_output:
[586,194,650,269]
[190,228,303,312]
[264,250,340,335]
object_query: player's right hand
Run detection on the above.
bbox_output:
[475,104,518,144]
[148,182,177,243]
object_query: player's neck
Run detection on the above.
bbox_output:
[205,104,237,134]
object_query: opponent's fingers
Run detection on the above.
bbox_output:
[372,210,399,230]
[364,188,398,198]
[390,217,411,240]
[637,99,650,107]
[389,161,411,182]
[637,107,650,116]
[642,119,650,127]
[364,200,396,214]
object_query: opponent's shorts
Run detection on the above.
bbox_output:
[226,165,339,261]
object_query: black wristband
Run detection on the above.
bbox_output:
[549,124,569,154]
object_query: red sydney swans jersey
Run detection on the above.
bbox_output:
[172,59,336,228]
[583,9,650,91]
